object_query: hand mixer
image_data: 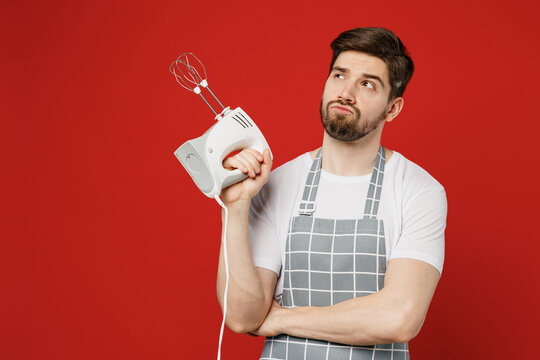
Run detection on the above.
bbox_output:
[170,53,272,360]
[170,53,273,198]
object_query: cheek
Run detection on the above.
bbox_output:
[358,96,387,113]
[321,80,338,101]
[321,93,332,110]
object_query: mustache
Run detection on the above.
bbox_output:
[326,100,360,116]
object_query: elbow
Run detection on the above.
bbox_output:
[216,289,267,334]
[218,298,268,334]
[387,309,423,343]
[225,316,262,334]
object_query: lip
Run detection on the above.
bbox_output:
[330,105,354,114]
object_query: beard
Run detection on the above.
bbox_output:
[320,99,386,142]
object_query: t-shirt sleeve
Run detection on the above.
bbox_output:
[390,187,447,274]
[248,181,282,276]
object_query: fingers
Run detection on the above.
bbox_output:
[222,149,266,179]
[237,149,263,178]
[222,155,246,172]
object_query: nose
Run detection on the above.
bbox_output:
[337,82,356,104]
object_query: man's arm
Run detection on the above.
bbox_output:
[216,149,276,333]
[216,201,277,333]
[253,258,440,344]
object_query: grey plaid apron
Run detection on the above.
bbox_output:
[260,146,409,360]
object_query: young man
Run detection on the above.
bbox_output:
[217,27,447,359]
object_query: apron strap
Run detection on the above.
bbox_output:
[297,146,386,217]
[363,146,386,219]
[298,148,322,215]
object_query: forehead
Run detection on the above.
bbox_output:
[333,51,389,85]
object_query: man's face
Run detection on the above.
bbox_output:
[320,51,393,141]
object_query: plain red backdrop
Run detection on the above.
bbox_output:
[2,0,539,359]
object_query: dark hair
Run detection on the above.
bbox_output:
[329,27,414,101]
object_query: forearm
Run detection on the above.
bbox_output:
[273,289,418,345]
[261,259,440,345]
[216,200,271,333]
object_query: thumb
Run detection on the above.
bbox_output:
[260,149,272,179]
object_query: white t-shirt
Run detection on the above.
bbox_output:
[248,150,447,297]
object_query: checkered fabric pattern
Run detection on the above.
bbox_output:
[261,335,409,360]
[282,217,386,306]
[260,146,410,360]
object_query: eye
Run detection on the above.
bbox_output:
[334,73,345,80]
[362,81,375,89]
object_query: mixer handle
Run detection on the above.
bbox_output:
[220,168,249,190]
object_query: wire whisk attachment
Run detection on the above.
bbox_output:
[169,53,225,116]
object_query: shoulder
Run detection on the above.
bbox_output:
[255,152,310,204]
[266,152,310,186]
[389,151,445,195]
[388,151,447,216]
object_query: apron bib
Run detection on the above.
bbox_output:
[260,146,409,360]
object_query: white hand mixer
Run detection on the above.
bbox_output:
[170,53,273,198]
[170,53,272,360]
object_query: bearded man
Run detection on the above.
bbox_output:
[217,27,447,360]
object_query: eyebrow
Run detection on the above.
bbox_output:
[331,66,386,89]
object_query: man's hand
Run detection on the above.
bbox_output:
[251,300,288,337]
[221,148,272,206]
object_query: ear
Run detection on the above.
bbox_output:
[383,97,404,123]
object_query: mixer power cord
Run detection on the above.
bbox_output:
[214,195,229,360]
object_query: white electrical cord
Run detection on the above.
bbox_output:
[214,195,229,360]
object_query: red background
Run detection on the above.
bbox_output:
[2,0,540,359]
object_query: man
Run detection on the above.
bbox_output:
[217,27,447,359]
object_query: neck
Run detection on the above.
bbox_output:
[317,125,387,176]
